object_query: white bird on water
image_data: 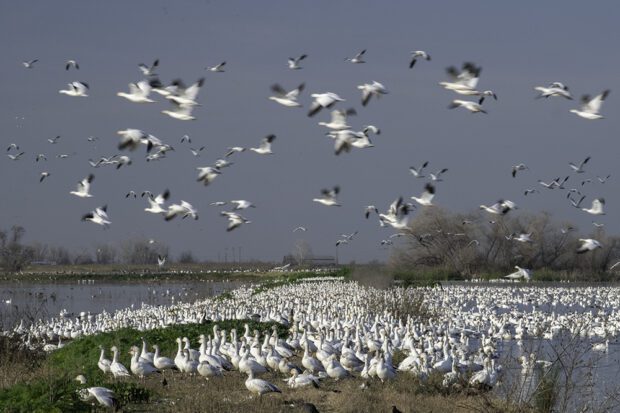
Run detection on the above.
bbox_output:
[570,90,610,120]
[313,186,341,206]
[70,174,94,198]
[59,81,89,97]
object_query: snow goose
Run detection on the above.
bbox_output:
[480,200,516,215]
[409,51,431,68]
[308,92,345,117]
[65,59,79,70]
[581,198,605,215]
[47,135,60,144]
[411,183,435,206]
[245,370,281,397]
[129,346,160,378]
[505,266,532,281]
[409,161,429,178]
[570,90,610,119]
[345,49,366,63]
[576,238,602,254]
[78,387,118,409]
[440,62,481,92]
[82,205,111,228]
[293,226,307,232]
[569,156,590,173]
[214,158,233,168]
[269,83,305,107]
[189,147,205,157]
[358,81,388,106]
[512,233,533,243]
[22,59,38,69]
[288,54,307,69]
[318,108,356,130]
[230,200,256,210]
[221,211,251,231]
[512,163,528,177]
[534,82,572,99]
[325,354,349,380]
[379,197,412,229]
[39,172,51,183]
[157,255,166,268]
[313,186,341,206]
[144,189,170,214]
[196,166,221,186]
[225,147,245,157]
[7,152,24,161]
[110,346,130,378]
[206,61,226,72]
[70,174,94,198]
[448,98,487,113]
[162,100,197,121]
[166,77,204,106]
[152,345,176,371]
[117,129,149,151]
[287,370,319,388]
[250,134,276,154]
[35,154,47,162]
[59,81,89,97]
[97,345,111,374]
[198,360,222,378]
[429,168,448,182]
[138,59,159,76]
[165,201,198,221]
[365,205,379,219]
[117,81,155,103]
[6,143,19,151]
[597,174,611,183]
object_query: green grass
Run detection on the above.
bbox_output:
[0,320,286,412]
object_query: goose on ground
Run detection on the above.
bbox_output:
[409,51,431,68]
[70,174,94,198]
[196,166,221,186]
[152,345,176,371]
[82,205,111,228]
[117,81,155,103]
[313,186,341,206]
[78,387,118,409]
[345,49,366,63]
[534,82,572,99]
[318,108,356,130]
[570,90,610,119]
[576,238,602,254]
[98,345,111,374]
[284,52,308,69]
[269,83,305,107]
[110,346,130,378]
[129,346,160,378]
[59,81,89,97]
[411,183,435,206]
[206,61,226,72]
[569,156,590,173]
[221,211,251,231]
[138,59,159,76]
[308,92,345,117]
[358,81,388,106]
[22,59,38,69]
[245,370,281,397]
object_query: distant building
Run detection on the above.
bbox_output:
[282,254,337,266]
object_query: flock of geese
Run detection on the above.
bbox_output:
[8,279,620,409]
[7,49,614,260]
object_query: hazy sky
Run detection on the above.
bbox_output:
[1,1,619,263]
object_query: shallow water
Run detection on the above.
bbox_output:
[0,280,243,328]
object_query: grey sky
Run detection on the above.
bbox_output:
[1,1,619,263]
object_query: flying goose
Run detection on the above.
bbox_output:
[214,158,233,168]
[569,156,590,173]
[570,90,610,119]
[336,239,349,246]
[511,233,533,243]
[162,100,197,121]
[65,60,79,70]
[327,130,366,155]
[225,147,246,157]
[411,183,435,206]
[117,129,149,151]
[221,211,251,231]
[597,174,611,183]
[480,199,517,215]
[269,83,305,107]
[576,238,602,254]
[308,92,345,117]
[138,59,159,76]
[345,49,366,63]
[7,152,24,160]
[6,143,19,151]
[196,166,221,186]
[288,54,307,70]
[365,205,379,219]
[59,81,89,97]
[206,61,226,72]
[210,201,227,206]
[117,81,155,103]
[22,59,38,69]
[318,108,356,130]
[581,198,605,215]
[440,62,481,92]
[180,134,191,143]
[429,168,448,182]
[409,161,429,178]
[157,255,166,268]
[70,174,94,198]
[505,266,532,281]
[358,81,388,106]
[293,226,307,232]
[448,98,487,113]
[82,205,111,227]
[144,189,170,214]
[230,200,256,210]
[534,82,572,99]
[166,78,205,106]
[165,201,198,221]
[35,154,47,162]
[512,163,528,178]
[190,147,205,157]
[409,51,431,68]
[250,135,276,155]
[47,135,60,144]
[39,172,51,183]
[313,186,340,206]
[378,197,412,230]
[524,188,539,196]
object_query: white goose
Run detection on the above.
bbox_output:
[70,174,94,198]
[318,108,356,130]
[97,345,111,374]
[152,345,176,371]
[144,189,170,214]
[576,238,602,254]
[138,59,159,76]
[250,135,276,155]
[117,81,155,103]
[411,183,435,206]
[110,346,131,378]
[569,156,590,173]
[345,49,366,63]
[59,81,89,97]
[581,198,605,215]
[78,387,118,409]
[570,90,610,119]
[448,98,487,113]
[245,370,281,397]
[409,50,431,68]
[535,82,572,99]
[207,61,226,72]
[308,92,345,117]
[221,211,251,231]
[82,206,111,228]
[288,54,307,69]
[313,186,341,206]
[269,83,305,107]
[480,200,517,215]
[358,81,389,106]
[196,166,221,186]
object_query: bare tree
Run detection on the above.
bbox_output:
[95,244,117,265]
[121,239,168,265]
[0,226,34,272]
[293,239,313,266]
